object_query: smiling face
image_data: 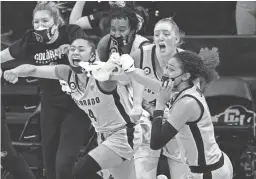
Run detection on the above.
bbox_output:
[154,22,179,55]
[68,39,93,67]
[110,18,131,38]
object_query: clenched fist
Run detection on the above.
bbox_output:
[4,70,19,84]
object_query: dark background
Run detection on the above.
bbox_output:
[1,1,237,38]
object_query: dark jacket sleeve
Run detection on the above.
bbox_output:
[9,29,36,59]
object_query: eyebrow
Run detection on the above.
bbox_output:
[111,26,127,28]
[71,45,86,48]
[155,30,171,33]
[167,63,176,68]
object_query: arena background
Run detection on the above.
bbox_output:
[1,1,256,179]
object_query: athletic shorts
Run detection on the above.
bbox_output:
[97,124,142,160]
[134,113,161,159]
[187,152,233,179]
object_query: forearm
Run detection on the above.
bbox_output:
[132,80,144,107]
[13,64,37,77]
[69,1,86,24]
[150,110,178,150]
[127,69,161,93]
[14,65,58,79]
[110,73,130,81]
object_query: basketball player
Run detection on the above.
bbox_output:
[108,17,191,179]
[116,50,234,179]
[3,37,142,179]
[0,2,91,179]
[69,1,149,36]
[95,7,166,179]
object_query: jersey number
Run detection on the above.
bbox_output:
[88,109,97,122]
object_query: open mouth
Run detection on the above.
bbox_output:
[72,58,81,66]
[159,44,166,52]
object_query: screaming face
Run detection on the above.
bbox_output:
[154,22,179,55]
[68,39,93,67]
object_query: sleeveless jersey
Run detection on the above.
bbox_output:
[108,34,150,103]
[168,85,222,166]
[140,44,184,106]
[60,70,134,133]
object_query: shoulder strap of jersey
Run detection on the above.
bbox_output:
[139,46,144,69]
[67,69,72,84]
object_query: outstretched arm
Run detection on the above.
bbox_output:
[4,64,70,83]
[119,52,161,93]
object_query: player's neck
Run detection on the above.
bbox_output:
[176,82,193,92]
[156,48,176,69]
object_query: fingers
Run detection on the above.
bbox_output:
[4,70,19,84]
[161,79,174,92]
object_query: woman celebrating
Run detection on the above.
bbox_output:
[96,6,150,62]
[0,2,91,179]
[109,17,190,179]
[151,50,233,179]
[117,50,234,179]
[95,7,169,179]
[69,1,149,36]
[4,37,142,179]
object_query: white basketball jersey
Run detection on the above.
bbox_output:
[60,70,133,133]
[140,44,184,106]
[168,85,222,166]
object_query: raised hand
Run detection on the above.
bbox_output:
[155,79,174,110]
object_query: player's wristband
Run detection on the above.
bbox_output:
[153,110,164,120]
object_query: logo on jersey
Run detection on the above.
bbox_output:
[34,47,65,64]
[69,82,76,90]
[73,97,100,107]
[143,67,151,75]
[211,105,255,126]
